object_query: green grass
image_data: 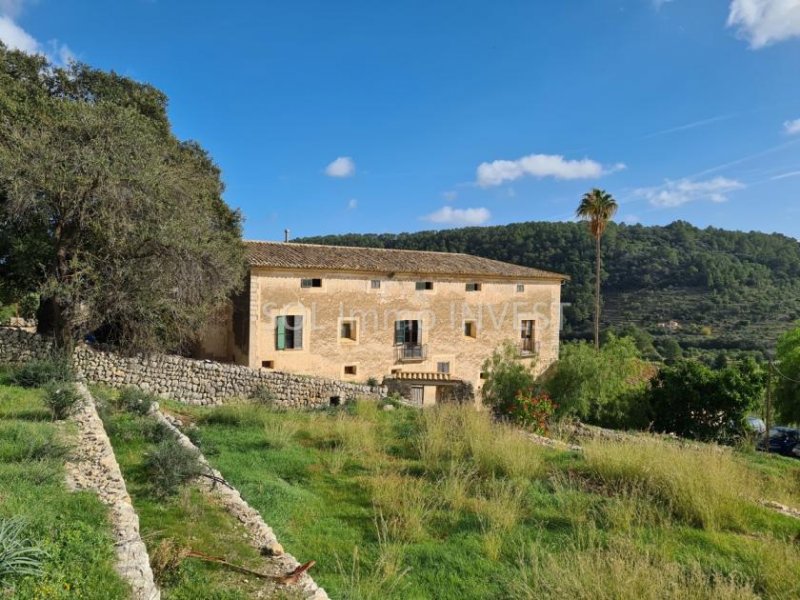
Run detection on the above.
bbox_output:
[0,375,128,598]
[98,388,286,599]
[167,399,800,599]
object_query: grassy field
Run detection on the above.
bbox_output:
[95,387,296,600]
[163,399,800,600]
[0,374,128,598]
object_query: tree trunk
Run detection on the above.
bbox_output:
[595,234,601,350]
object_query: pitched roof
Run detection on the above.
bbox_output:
[245,241,568,280]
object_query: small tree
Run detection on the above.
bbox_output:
[481,342,536,418]
[775,322,800,424]
[543,335,649,428]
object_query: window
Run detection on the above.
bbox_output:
[394,320,421,345]
[516,283,525,293]
[340,319,357,341]
[480,372,488,380]
[371,279,381,289]
[344,365,357,376]
[261,360,274,369]
[415,281,434,291]
[276,315,303,350]
[464,320,477,338]
[437,362,450,374]
[465,282,482,292]
[300,278,322,288]
[520,319,535,354]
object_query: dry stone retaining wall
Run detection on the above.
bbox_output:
[153,406,329,600]
[0,327,384,407]
[65,383,160,600]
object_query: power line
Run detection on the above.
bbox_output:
[773,363,800,385]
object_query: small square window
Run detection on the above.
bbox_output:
[344,365,357,376]
[464,321,477,338]
[415,281,434,291]
[437,362,450,374]
[516,283,525,293]
[371,279,381,289]
[465,283,482,292]
[340,320,357,341]
[480,372,488,380]
[301,278,322,288]
[261,360,274,369]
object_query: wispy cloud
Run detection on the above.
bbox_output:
[324,156,355,178]
[0,1,73,65]
[621,214,641,224]
[784,118,800,135]
[476,153,625,187]
[643,114,737,139]
[771,170,800,180]
[441,190,458,201]
[652,0,674,10]
[422,206,490,226]
[727,0,800,48]
[347,198,358,210]
[634,177,745,207]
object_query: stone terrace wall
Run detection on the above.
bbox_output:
[0,327,385,407]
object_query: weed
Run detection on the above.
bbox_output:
[144,438,205,497]
[118,387,156,415]
[368,474,435,542]
[9,356,73,388]
[251,384,277,406]
[42,382,81,420]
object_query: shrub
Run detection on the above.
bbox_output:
[10,355,73,388]
[648,359,764,442]
[0,422,70,462]
[0,517,46,583]
[775,322,800,424]
[144,438,205,497]
[43,382,81,420]
[366,376,379,387]
[118,387,156,415]
[480,342,537,418]
[506,390,556,434]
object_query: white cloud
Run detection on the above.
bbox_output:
[727,0,800,48]
[784,118,800,135]
[324,156,355,178]
[653,0,674,9]
[771,170,800,180]
[0,13,74,65]
[635,177,745,207]
[476,153,625,187]
[0,0,31,18]
[422,206,491,226]
[347,198,358,210]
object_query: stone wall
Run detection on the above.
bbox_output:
[0,327,385,407]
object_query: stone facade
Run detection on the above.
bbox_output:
[210,264,564,402]
[0,327,384,407]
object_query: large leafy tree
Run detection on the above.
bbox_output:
[774,322,800,424]
[576,188,618,349]
[0,45,246,353]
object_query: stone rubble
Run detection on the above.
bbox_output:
[65,383,160,600]
[153,405,329,600]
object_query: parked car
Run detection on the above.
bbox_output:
[758,427,800,457]
[745,416,766,435]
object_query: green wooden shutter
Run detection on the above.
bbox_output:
[276,316,286,350]
[394,320,405,345]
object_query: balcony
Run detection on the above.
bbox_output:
[396,343,427,362]
[519,340,540,357]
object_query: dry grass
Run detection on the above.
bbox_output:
[418,404,544,480]
[582,438,755,530]
[514,533,760,600]
[367,473,436,542]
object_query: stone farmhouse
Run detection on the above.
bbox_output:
[198,241,568,405]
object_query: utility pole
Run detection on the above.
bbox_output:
[765,358,774,441]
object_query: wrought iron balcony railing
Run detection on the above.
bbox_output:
[396,343,427,362]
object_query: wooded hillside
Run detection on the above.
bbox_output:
[300,220,800,355]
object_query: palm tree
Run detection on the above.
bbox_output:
[576,188,618,349]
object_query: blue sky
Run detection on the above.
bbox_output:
[1,0,799,240]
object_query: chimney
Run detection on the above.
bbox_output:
[284,228,290,243]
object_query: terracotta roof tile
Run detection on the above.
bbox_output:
[245,241,568,280]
